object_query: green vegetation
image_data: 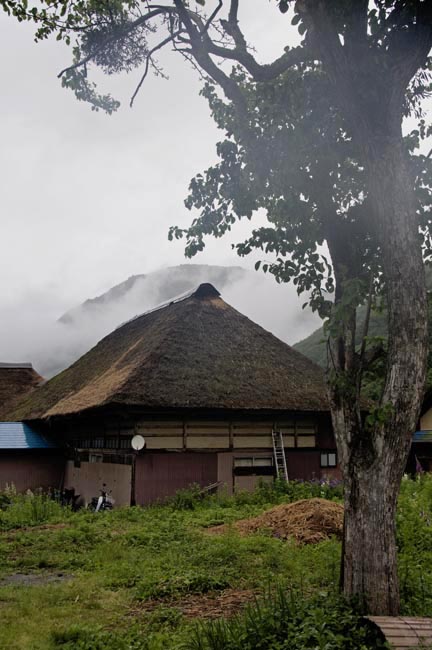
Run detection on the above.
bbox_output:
[293,301,388,369]
[0,477,430,649]
[294,272,432,383]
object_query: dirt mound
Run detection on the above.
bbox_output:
[208,498,343,544]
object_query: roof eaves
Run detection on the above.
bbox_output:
[0,422,58,449]
[0,362,34,369]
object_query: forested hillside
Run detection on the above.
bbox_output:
[294,278,432,398]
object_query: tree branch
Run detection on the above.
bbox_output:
[57,6,174,79]
[356,273,374,396]
[385,1,432,91]
[130,29,184,107]
[184,3,312,82]
[203,0,223,34]
[228,0,239,23]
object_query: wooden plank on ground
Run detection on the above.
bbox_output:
[367,616,432,649]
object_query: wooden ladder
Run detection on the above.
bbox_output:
[272,429,289,482]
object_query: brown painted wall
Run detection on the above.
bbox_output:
[321,466,343,481]
[234,475,273,492]
[217,452,234,494]
[135,452,218,505]
[286,450,321,480]
[0,452,64,492]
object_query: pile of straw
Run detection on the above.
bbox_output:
[209,498,343,544]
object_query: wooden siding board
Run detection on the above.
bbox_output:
[137,426,184,435]
[286,451,320,480]
[233,436,273,448]
[186,436,230,449]
[0,452,64,492]
[145,436,183,449]
[135,452,217,505]
[297,436,317,448]
[64,459,131,507]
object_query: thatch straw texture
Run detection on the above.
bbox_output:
[0,365,44,420]
[8,284,328,420]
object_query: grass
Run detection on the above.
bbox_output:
[0,477,430,649]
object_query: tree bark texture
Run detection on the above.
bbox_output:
[329,135,428,615]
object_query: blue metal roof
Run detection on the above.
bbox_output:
[413,430,432,443]
[0,422,57,450]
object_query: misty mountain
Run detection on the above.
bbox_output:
[59,265,247,326]
[0,264,322,379]
[33,263,318,379]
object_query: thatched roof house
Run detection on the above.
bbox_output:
[0,363,44,420]
[9,284,328,421]
[5,284,336,505]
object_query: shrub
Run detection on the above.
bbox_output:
[168,478,343,512]
[169,484,205,510]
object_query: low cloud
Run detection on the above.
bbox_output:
[0,265,321,379]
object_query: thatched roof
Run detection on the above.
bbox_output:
[0,364,45,420]
[9,284,328,420]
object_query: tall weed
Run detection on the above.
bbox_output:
[0,489,69,530]
[169,478,343,512]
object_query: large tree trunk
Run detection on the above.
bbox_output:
[343,465,400,614]
[329,135,428,615]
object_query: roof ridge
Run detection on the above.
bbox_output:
[115,283,221,330]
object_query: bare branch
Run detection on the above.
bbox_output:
[228,0,239,24]
[203,0,223,34]
[173,0,249,133]
[130,29,183,107]
[186,8,310,82]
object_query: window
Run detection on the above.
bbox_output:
[89,453,103,464]
[254,458,273,467]
[234,458,253,467]
[70,437,132,450]
[234,457,274,476]
[234,457,273,468]
[320,452,337,468]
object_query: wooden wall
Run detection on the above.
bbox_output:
[420,409,432,431]
[135,417,319,451]
[56,411,336,503]
[0,451,64,492]
[64,459,132,507]
[135,452,217,505]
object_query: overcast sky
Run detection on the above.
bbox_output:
[0,2,295,307]
[0,2,316,369]
[0,3,430,370]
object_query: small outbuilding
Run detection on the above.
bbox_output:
[6,284,338,505]
[0,421,63,492]
[409,391,432,472]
